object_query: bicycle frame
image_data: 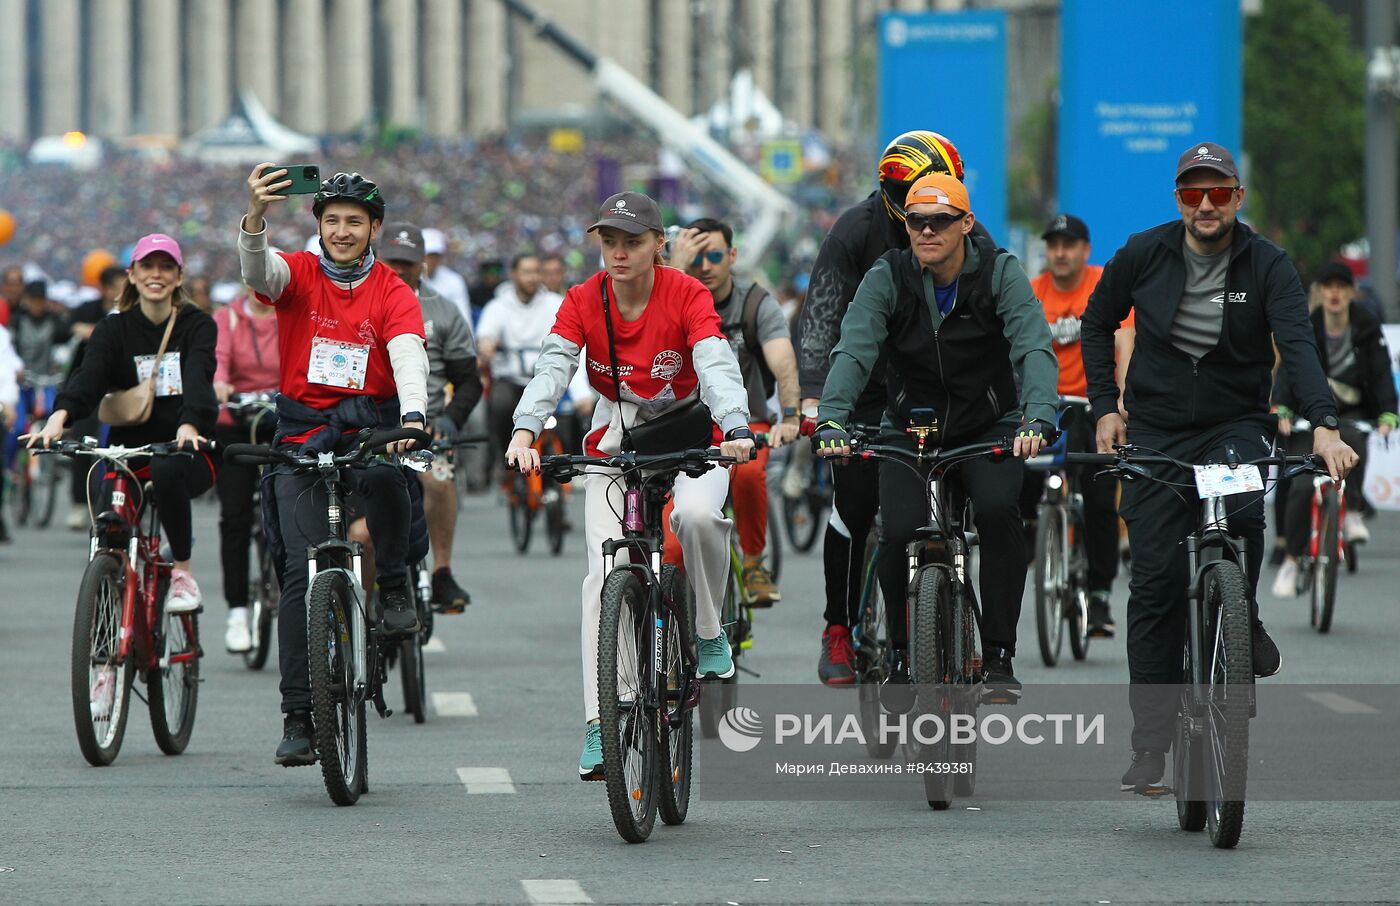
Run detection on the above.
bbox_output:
[1307,475,1346,565]
[302,452,371,706]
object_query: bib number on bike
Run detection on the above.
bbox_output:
[1192,464,1263,498]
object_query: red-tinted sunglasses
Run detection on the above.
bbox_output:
[1176,186,1239,207]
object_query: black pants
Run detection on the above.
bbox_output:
[1282,423,1368,557]
[215,423,274,608]
[272,460,411,713]
[68,412,101,504]
[876,429,1026,654]
[102,452,215,562]
[822,455,880,628]
[489,380,527,463]
[1121,416,1273,752]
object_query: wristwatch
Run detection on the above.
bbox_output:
[1318,414,1340,431]
[781,406,799,421]
[725,426,755,441]
[401,411,426,425]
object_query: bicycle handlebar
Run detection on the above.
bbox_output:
[830,436,1014,468]
[1065,447,1325,481]
[540,447,737,482]
[224,427,433,470]
[32,439,216,459]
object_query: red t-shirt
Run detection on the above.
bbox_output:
[551,267,725,454]
[1031,265,1135,397]
[260,251,425,410]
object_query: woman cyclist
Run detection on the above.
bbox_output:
[504,192,754,780]
[27,234,218,613]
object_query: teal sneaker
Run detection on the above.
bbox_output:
[579,723,604,780]
[697,633,736,679]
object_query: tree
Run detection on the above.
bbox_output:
[1244,0,1366,275]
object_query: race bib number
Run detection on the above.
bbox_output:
[307,337,370,390]
[134,352,183,397]
[1193,464,1264,498]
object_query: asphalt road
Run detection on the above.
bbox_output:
[2,483,1398,905]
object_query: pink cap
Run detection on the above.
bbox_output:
[131,233,184,268]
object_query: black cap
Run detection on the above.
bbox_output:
[1042,213,1090,242]
[380,222,424,263]
[588,192,664,235]
[1176,142,1239,181]
[1315,261,1355,287]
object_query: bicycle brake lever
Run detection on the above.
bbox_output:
[1116,462,1152,481]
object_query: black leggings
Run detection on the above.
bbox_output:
[103,452,215,562]
[822,455,880,628]
[215,423,274,608]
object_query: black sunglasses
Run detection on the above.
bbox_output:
[906,211,966,234]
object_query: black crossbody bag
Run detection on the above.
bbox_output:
[600,277,713,455]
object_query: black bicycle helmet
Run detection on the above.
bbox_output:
[878,130,964,222]
[312,172,386,222]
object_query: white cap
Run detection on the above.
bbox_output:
[422,227,447,256]
[304,234,321,255]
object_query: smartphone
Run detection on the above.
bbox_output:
[271,164,321,195]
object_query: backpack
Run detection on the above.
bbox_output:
[723,282,776,399]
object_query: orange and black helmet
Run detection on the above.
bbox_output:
[878,130,964,221]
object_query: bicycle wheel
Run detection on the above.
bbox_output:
[10,462,30,527]
[909,566,953,810]
[783,490,824,552]
[767,501,783,584]
[1310,487,1340,633]
[544,486,567,556]
[72,553,134,766]
[1034,505,1066,667]
[950,585,980,798]
[857,567,897,759]
[244,538,279,670]
[32,452,60,528]
[1202,562,1251,849]
[657,564,694,826]
[148,610,200,754]
[1175,641,1207,832]
[1066,509,1091,662]
[508,473,533,553]
[399,634,426,724]
[597,569,660,843]
[308,570,367,806]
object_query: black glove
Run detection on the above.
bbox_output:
[812,420,851,454]
[434,414,461,441]
[1016,419,1059,445]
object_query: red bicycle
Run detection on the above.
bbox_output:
[45,439,205,765]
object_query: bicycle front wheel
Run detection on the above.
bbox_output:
[72,553,134,766]
[657,565,694,826]
[244,538,279,670]
[308,571,367,806]
[1310,487,1340,633]
[32,452,60,528]
[857,566,896,759]
[909,565,953,810]
[509,473,533,553]
[1034,506,1066,667]
[400,634,426,724]
[148,611,200,754]
[597,569,660,843]
[1203,562,1251,848]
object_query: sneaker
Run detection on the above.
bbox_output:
[880,650,913,714]
[90,671,116,720]
[579,723,604,780]
[1268,543,1287,567]
[1343,511,1370,544]
[378,583,420,636]
[1253,620,1283,677]
[225,607,252,653]
[431,568,471,613]
[66,506,87,531]
[165,569,203,613]
[741,557,780,607]
[274,711,317,766]
[697,633,736,679]
[1120,749,1166,792]
[1088,591,1116,639]
[817,624,856,685]
[1270,559,1299,599]
[983,648,1022,695]
[0,520,10,544]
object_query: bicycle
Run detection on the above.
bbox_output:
[779,441,831,552]
[542,446,733,843]
[225,392,280,670]
[226,426,432,806]
[507,414,569,555]
[851,530,898,760]
[1067,445,1322,849]
[7,374,65,529]
[44,439,206,766]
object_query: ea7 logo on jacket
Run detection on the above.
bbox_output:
[1210,292,1248,308]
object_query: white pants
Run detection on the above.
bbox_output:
[580,465,731,723]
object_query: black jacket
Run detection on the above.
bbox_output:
[1274,302,1397,419]
[54,303,218,446]
[1082,220,1336,432]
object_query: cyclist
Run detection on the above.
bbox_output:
[64,265,128,530]
[378,221,482,611]
[211,285,280,653]
[797,129,973,685]
[541,253,569,295]
[671,217,801,605]
[1081,141,1357,792]
[1027,213,1135,637]
[10,279,71,403]
[27,234,218,613]
[421,227,472,322]
[0,265,22,326]
[813,172,1059,695]
[503,192,753,780]
[0,321,16,542]
[1270,261,1395,597]
[239,165,431,767]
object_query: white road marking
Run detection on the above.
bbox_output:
[1304,691,1380,714]
[431,691,478,717]
[520,879,591,904]
[423,637,446,653]
[456,766,515,794]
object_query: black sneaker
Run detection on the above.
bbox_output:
[1120,749,1166,792]
[880,650,914,714]
[275,711,316,766]
[431,568,471,613]
[1088,592,1116,639]
[1252,620,1282,677]
[0,519,10,544]
[982,647,1022,701]
[379,583,421,636]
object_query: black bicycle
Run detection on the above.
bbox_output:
[1025,398,1092,667]
[227,426,432,806]
[1067,445,1322,849]
[542,446,732,843]
[225,393,280,670]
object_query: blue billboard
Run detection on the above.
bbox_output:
[1059,0,1242,263]
[878,10,1007,244]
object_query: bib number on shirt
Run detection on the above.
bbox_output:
[134,352,183,397]
[307,337,370,390]
[1192,464,1263,498]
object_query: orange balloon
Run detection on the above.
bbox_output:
[82,249,118,287]
[0,210,14,246]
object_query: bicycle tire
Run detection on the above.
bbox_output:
[782,491,824,553]
[33,453,59,528]
[545,490,566,556]
[71,553,134,766]
[909,566,953,809]
[857,568,896,759]
[657,564,694,826]
[767,501,783,584]
[244,540,279,670]
[509,473,534,553]
[1311,487,1339,633]
[148,611,200,754]
[308,570,367,806]
[10,464,30,527]
[399,634,426,724]
[1034,506,1065,667]
[950,582,979,798]
[1067,509,1090,662]
[1203,561,1251,849]
[597,569,660,843]
[1175,638,1207,831]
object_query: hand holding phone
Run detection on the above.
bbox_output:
[246,163,320,231]
[277,164,322,195]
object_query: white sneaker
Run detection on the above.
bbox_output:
[1343,511,1370,544]
[66,507,88,531]
[225,608,252,653]
[1271,560,1300,599]
[165,569,203,613]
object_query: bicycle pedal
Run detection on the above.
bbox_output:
[981,688,1022,706]
[1136,783,1172,799]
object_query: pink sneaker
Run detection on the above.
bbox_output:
[165,569,203,613]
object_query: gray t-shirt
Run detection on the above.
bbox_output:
[715,279,789,422]
[1171,243,1229,362]
[418,281,477,419]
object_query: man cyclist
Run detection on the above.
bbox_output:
[239,165,431,767]
[671,217,801,605]
[421,227,472,322]
[797,129,973,685]
[814,173,1059,696]
[1081,141,1357,792]
[5,281,71,490]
